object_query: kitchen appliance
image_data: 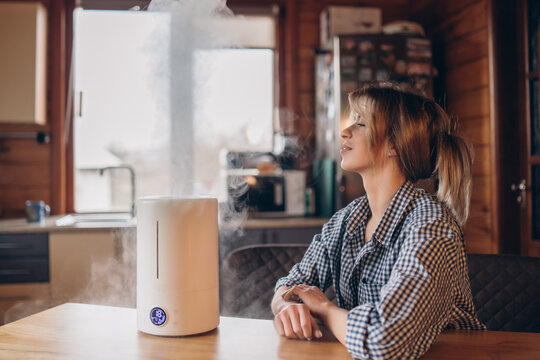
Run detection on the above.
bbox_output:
[224,151,306,217]
[314,33,433,211]
[136,197,219,336]
[226,170,306,217]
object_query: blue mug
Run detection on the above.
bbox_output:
[25,200,50,223]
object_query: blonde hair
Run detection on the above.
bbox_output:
[348,82,473,224]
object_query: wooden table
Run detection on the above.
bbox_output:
[1,303,540,359]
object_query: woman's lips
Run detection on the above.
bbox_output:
[340,144,352,155]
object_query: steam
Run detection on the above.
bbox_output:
[145,0,252,230]
[3,300,49,325]
[147,0,236,200]
[67,229,137,308]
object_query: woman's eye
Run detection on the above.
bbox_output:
[356,122,366,127]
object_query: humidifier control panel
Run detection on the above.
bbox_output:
[150,307,167,326]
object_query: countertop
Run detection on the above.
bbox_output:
[0,215,328,234]
[0,215,133,234]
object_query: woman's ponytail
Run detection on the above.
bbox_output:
[435,131,474,225]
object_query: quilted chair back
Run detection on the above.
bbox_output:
[220,244,309,320]
[467,253,540,332]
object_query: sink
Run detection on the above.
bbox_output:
[56,213,136,227]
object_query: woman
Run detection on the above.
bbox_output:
[271,82,485,360]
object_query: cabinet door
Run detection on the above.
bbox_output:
[0,2,47,124]
[49,231,116,306]
[0,283,50,325]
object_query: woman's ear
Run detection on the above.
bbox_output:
[386,143,397,157]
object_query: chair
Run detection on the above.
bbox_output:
[467,253,540,332]
[220,244,309,320]
[220,246,540,333]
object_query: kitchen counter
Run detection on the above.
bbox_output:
[0,215,328,233]
[0,215,135,233]
[2,303,540,359]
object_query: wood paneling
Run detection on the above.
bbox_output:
[0,139,50,163]
[446,58,489,96]
[0,138,51,218]
[445,29,489,70]
[417,0,494,253]
[432,0,487,44]
[469,175,491,210]
[0,164,50,187]
[458,115,491,145]
[298,48,315,92]
[466,173,493,253]
[471,144,491,177]
[0,188,51,218]
[447,87,490,119]
[48,0,68,216]
[297,18,318,47]
[464,226,493,253]
[410,0,483,30]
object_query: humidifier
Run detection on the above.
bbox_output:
[136,196,219,336]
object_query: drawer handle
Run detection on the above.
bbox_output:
[0,269,31,276]
[0,243,32,249]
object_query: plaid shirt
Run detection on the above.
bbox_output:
[276,181,485,360]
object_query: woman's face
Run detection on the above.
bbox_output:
[340,111,376,174]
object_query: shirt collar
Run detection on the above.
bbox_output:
[345,181,416,247]
[345,196,371,235]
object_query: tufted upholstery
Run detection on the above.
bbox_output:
[220,245,540,332]
[220,244,309,319]
[467,253,540,332]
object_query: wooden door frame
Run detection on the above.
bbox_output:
[516,0,540,256]
[488,0,521,254]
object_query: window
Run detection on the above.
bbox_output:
[193,48,274,197]
[73,6,276,212]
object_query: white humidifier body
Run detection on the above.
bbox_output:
[136,196,219,336]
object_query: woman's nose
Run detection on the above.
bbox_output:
[341,127,351,140]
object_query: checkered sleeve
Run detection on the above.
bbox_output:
[345,220,458,360]
[274,232,332,292]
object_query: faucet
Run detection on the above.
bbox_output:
[98,165,136,217]
[79,165,136,217]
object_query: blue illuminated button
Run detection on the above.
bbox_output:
[150,307,167,326]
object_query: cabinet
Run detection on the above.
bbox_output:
[0,233,50,325]
[0,228,136,325]
[0,2,47,124]
[0,282,50,325]
[49,229,136,308]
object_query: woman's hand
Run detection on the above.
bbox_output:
[282,284,335,320]
[274,303,322,341]
[280,285,348,345]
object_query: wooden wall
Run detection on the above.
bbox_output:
[0,138,51,218]
[411,0,495,253]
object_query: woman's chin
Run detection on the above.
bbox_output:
[340,162,354,172]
